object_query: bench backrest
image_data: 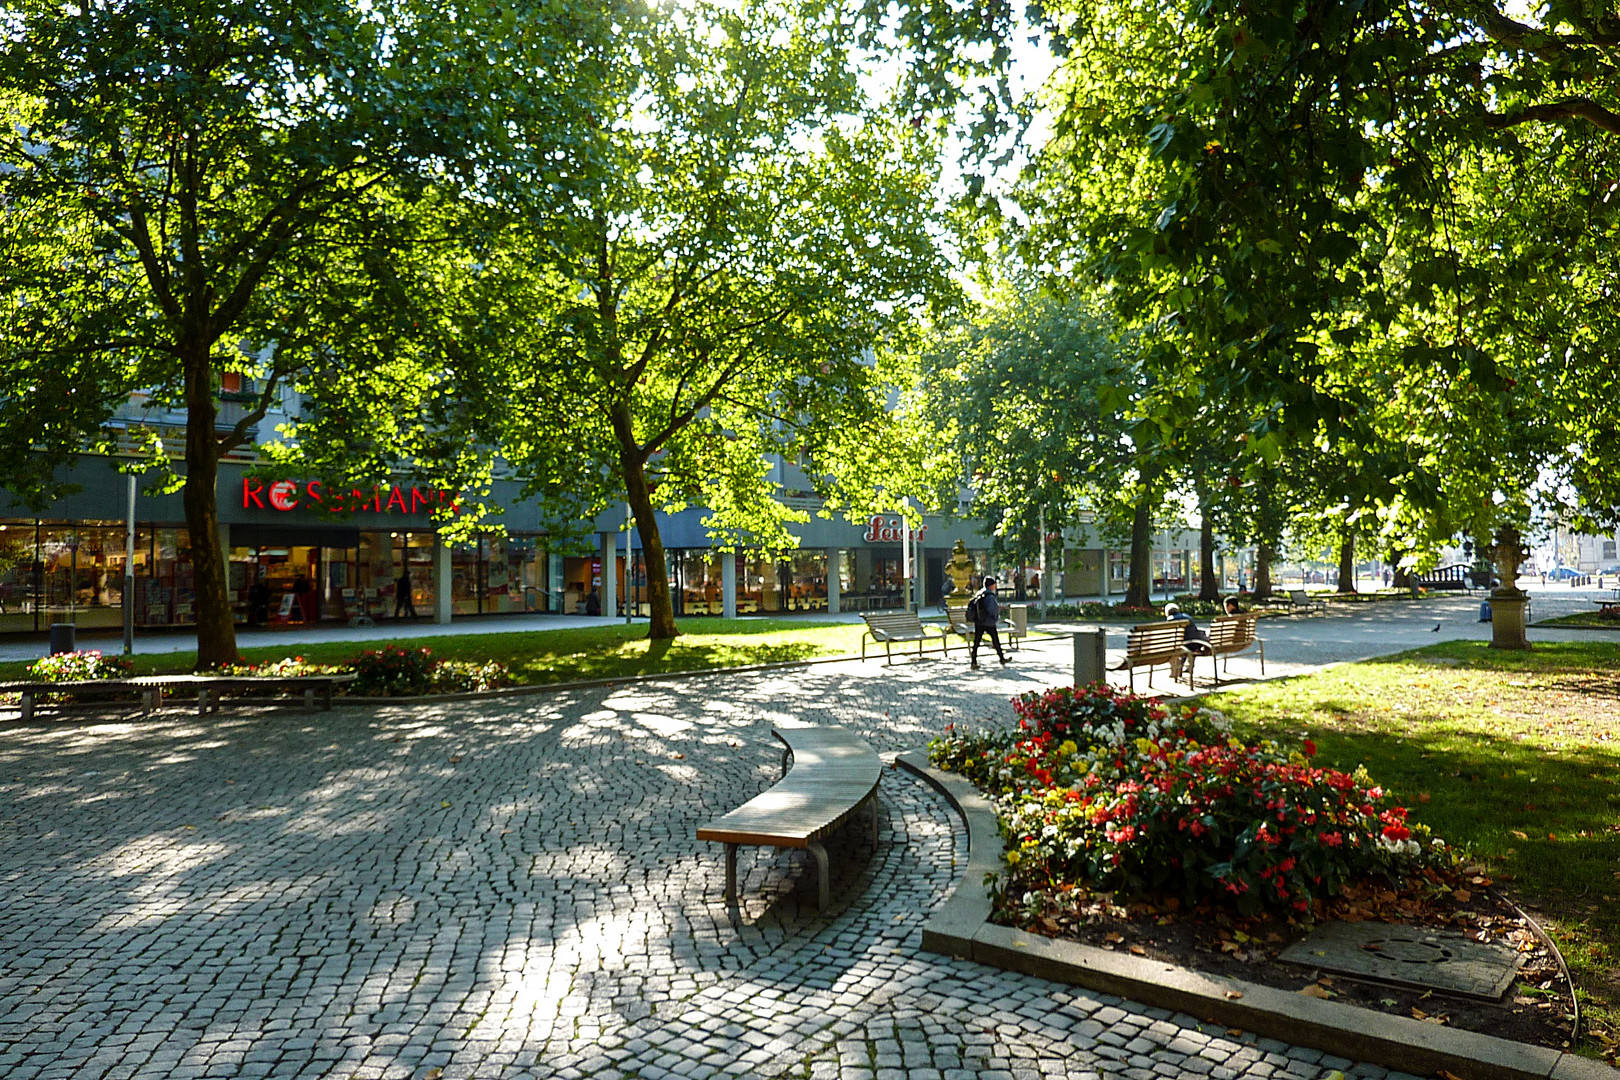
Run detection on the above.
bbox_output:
[943,600,970,632]
[1209,614,1258,648]
[1288,589,1312,605]
[862,611,925,637]
[1125,622,1189,660]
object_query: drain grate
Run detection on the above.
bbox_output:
[1279,921,1522,1000]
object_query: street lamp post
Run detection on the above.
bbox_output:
[124,474,136,655]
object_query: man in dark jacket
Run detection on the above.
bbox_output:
[969,576,1009,669]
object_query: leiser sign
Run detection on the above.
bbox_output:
[862,515,927,543]
[242,478,458,516]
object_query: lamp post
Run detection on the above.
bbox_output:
[124,474,136,655]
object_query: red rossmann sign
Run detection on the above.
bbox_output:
[242,478,458,516]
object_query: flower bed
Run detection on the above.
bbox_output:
[27,650,133,681]
[929,683,1441,916]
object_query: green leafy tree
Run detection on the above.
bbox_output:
[469,0,956,640]
[0,0,599,666]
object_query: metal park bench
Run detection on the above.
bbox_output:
[942,600,1024,652]
[859,611,951,663]
[1110,622,1200,691]
[696,726,881,912]
[0,672,356,721]
[1261,589,1326,615]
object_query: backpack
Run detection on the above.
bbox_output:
[965,590,987,625]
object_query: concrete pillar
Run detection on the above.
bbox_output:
[600,533,616,618]
[432,539,452,625]
[722,552,737,619]
[1101,548,1111,596]
[827,548,842,614]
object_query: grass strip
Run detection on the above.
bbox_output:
[0,619,871,686]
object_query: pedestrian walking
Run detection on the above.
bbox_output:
[394,570,417,619]
[967,576,1009,669]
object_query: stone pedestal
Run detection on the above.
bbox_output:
[1489,591,1530,650]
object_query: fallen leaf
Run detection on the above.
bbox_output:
[440,800,451,808]
[1510,829,1528,840]
[1299,984,1336,999]
[449,756,461,764]
[182,824,196,831]
[1103,931,1124,943]
[1418,792,1431,803]
[1412,1007,1428,1020]
[424,1070,444,1080]
[1453,889,1472,903]
[672,753,685,760]
[1438,1071,1467,1080]
[1129,945,1147,956]
[1224,990,1243,1000]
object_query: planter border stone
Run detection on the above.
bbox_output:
[894,750,1617,1080]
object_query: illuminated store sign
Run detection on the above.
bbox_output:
[862,515,927,543]
[242,478,458,516]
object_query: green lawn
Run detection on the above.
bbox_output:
[1538,610,1620,630]
[1202,639,1620,1057]
[0,619,871,686]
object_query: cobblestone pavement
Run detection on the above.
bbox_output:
[0,645,1455,1080]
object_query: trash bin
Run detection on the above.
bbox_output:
[1478,601,1492,623]
[1073,629,1107,686]
[49,622,76,655]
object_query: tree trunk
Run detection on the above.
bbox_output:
[1254,541,1275,600]
[1125,493,1153,608]
[613,406,679,640]
[182,346,238,669]
[1198,511,1218,601]
[1389,549,1412,591]
[1336,534,1357,594]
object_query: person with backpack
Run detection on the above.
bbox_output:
[967,575,1010,669]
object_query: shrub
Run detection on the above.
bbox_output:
[215,657,347,678]
[429,659,511,693]
[930,684,1439,916]
[351,645,438,695]
[348,646,511,695]
[27,650,133,682]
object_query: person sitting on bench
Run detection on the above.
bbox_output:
[1165,602,1212,680]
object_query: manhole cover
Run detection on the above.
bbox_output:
[1279,921,1522,1000]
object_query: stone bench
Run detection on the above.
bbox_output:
[696,726,880,911]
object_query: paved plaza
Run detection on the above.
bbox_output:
[1,594,1613,1080]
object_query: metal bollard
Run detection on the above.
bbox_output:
[1073,629,1107,687]
[49,622,76,655]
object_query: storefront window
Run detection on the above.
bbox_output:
[780,551,827,612]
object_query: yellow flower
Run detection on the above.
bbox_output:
[1134,737,1154,755]
[1006,850,1021,866]
[1058,739,1078,756]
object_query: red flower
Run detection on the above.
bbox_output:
[1303,739,1317,757]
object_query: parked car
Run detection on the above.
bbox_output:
[1549,566,1582,580]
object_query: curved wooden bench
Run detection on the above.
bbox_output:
[696,726,880,911]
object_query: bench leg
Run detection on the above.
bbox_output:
[806,841,831,912]
[304,687,315,710]
[780,747,792,779]
[20,690,33,723]
[197,688,208,715]
[324,683,333,709]
[724,843,739,903]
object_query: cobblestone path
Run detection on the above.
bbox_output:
[1,645,1424,1080]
